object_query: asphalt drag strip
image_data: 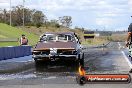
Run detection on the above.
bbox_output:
[0,42,132,88]
[0,55,34,74]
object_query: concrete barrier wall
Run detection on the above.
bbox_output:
[0,46,31,61]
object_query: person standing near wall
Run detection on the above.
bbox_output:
[20,34,28,45]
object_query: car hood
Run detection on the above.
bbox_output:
[34,41,77,50]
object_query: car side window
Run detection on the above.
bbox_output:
[74,34,79,42]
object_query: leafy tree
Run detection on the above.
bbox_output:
[50,19,60,28]
[59,16,72,28]
[11,5,33,26]
[32,10,46,27]
[0,6,47,27]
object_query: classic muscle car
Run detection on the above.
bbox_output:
[32,32,84,66]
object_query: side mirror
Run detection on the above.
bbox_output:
[39,38,43,42]
[39,37,47,42]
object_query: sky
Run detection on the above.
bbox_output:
[0,0,132,31]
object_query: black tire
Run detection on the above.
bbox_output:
[34,58,41,64]
[75,60,80,67]
[77,54,80,65]
[129,69,132,73]
[80,53,84,68]
[76,76,86,85]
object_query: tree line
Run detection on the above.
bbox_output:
[0,5,72,28]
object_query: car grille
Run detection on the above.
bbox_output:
[33,50,50,55]
[57,50,75,55]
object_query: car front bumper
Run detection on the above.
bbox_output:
[33,54,78,58]
[32,54,79,61]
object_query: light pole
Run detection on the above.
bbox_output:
[23,0,25,29]
[10,0,11,26]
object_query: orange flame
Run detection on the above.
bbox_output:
[78,66,86,76]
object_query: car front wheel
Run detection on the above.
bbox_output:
[80,53,84,67]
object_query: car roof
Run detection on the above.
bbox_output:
[45,32,75,35]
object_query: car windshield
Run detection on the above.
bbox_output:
[41,34,74,42]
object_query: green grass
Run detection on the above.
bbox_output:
[81,37,108,46]
[0,35,7,38]
[0,23,39,47]
[0,23,111,47]
[0,42,19,47]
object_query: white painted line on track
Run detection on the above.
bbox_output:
[118,42,132,68]
[43,76,57,79]
[42,76,76,79]
[118,42,121,49]
[121,51,132,68]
